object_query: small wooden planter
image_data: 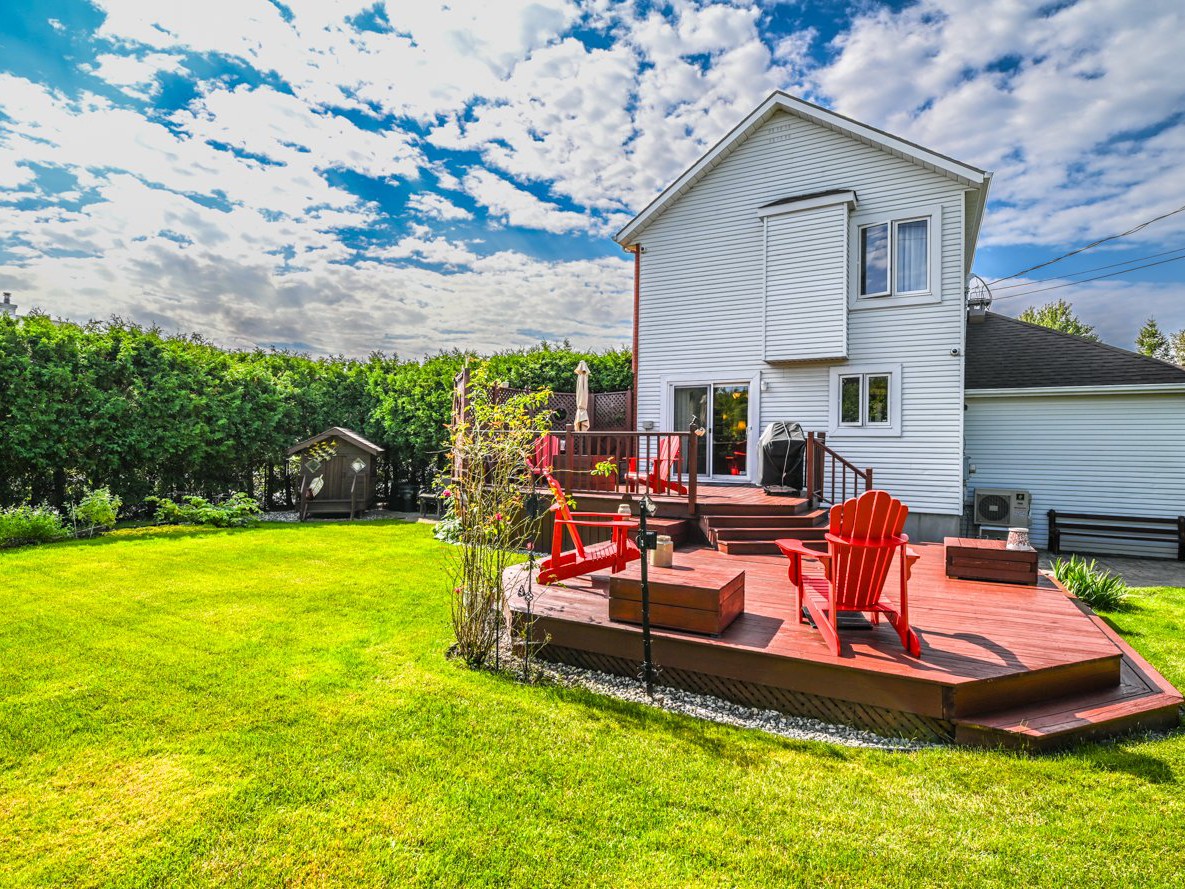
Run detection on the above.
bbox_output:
[945,537,1038,585]
[609,563,745,636]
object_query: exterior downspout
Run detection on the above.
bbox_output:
[625,244,642,430]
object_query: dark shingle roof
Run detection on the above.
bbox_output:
[965,312,1185,390]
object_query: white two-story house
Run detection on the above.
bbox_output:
[616,91,990,540]
[615,91,1185,552]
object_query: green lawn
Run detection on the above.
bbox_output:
[1,523,1183,888]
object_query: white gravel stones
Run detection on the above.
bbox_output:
[509,649,943,752]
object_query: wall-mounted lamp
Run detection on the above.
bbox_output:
[760,378,770,392]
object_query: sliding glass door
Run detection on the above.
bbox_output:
[671,383,751,480]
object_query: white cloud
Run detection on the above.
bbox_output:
[406,192,472,222]
[812,0,1185,250]
[462,168,590,234]
[86,51,185,98]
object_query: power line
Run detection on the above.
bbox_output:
[990,246,1185,291]
[988,203,1185,284]
[993,253,1185,302]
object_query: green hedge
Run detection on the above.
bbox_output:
[0,314,631,509]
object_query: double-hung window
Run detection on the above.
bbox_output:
[858,215,930,298]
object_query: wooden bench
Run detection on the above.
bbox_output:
[1048,510,1185,561]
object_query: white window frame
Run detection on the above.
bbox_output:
[850,204,943,310]
[829,364,902,437]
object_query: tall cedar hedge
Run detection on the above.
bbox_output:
[0,313,631,509]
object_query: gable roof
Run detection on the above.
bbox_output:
[286,426,384,456]
[965,312,1185,391]
[615,91,992,248]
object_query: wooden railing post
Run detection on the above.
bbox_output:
[865,467,873,494]
[686,427,698,515]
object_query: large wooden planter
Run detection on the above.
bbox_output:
[608,563,745,636]
[945,537,1038,585]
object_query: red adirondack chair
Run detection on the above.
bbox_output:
[625,435,687,495]
[537,473,640,584]
[776,490,922,657]
[527,434,562,475]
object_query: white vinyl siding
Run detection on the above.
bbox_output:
[763,203,848,361]
[965,392,1185,557]
[635,109,968,516]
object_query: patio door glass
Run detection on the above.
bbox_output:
[672,385,708,475]
[671,383,750,479]
[711,384,749,477]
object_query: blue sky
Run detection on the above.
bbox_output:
[1,0,1183,356]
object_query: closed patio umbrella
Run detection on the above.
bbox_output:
[574,360,591,431]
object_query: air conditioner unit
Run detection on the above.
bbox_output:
[973,488,1031,529]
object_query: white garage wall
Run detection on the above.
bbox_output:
[964,390,1185,557]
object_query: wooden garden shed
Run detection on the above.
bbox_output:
[286,427,383,519]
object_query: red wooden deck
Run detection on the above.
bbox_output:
[506,543,1181,748]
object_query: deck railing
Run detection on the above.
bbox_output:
[805,431,874,506]
[546,426,698,514]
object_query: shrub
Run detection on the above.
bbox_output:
[0,504,69,548]
[148,492,261,528]
[71,486,121,538]
[1051,555,1129,611]
[445,368,552,667]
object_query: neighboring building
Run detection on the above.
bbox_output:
[615,91,992,540]
[964,313,1185,556]
[0,292,16,317]
[615,90,1184,552]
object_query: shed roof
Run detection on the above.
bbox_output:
[286,426,384,456]
[965,312,1185,390]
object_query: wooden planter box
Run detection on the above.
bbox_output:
[945,537,1038,586]
[608,563,745,636]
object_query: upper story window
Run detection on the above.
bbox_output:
[858,216,931,298]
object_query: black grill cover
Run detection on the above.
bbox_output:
[758,422,806,490]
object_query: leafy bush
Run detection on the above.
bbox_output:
[71,486,121,538]
[1051,555,1130,610]
[0,504,69,548]
[148,492,261,528]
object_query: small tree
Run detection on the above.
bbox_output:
[1018,299,1099,341]
[1135,317,1171,360]
[1171,328,1185,367]
[444,367,553,667]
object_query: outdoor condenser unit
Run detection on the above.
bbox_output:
[973,488,1032,529]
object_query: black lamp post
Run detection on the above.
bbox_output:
[636,492,659,695]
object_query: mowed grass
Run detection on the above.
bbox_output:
[1,523,1183,888]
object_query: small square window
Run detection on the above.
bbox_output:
[840,375,862,424]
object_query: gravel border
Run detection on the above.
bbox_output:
[494,639,943,751]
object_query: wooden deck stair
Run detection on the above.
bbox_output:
[698,494,828,555]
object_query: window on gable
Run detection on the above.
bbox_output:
[858,216,930,298]
[838,372,892,427]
